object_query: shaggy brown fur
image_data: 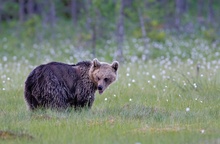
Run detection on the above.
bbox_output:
[24,58,119,111]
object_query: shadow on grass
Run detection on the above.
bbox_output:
[122,104,170,121]
[25,104,171,123]
[0,130,34,140]
[93,104,170,122]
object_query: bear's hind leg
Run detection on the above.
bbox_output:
[24,90,39,111]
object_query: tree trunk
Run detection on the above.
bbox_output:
[85,0,91,31]
[208,0,214,23]
[197,0,204,17]
[71,0,77,26]
[85,0,97,57]
[0,2,2,29]
[38,0,48,42]
[91,8,99,58]
[115,0,125,62]
[138,8,149,60]
[19,0,25,23]
[49,0,56,28]
[175,0,187,27]
[197,0,204,23]
[91,22,96,57]
[27,0,34,18]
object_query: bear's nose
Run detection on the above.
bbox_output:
[98,85,103,91]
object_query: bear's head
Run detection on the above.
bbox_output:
[89,58,119,94]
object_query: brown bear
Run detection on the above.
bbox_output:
[24,58,119,111]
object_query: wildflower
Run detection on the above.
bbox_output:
[200,129,205,134]
[129,98,132,102]
[161,70,166,75]
[152,75,156,79]
[104,98,108,101]
[132,79,135,83]
[193,83,197,88]
[126,73,130,77]
[13,56,17,61]
[2,56,7,62]
[186,107,190,112]
[128,83,131,87]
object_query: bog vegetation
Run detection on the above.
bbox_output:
[0,35,220,143]
[1,0,220,144]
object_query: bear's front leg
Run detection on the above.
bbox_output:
[87,95,95,108]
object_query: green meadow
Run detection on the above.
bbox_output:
[1,1,220,143]
[0,43,220,143]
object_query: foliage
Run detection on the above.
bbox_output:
[1,0,19,20]
[1,0,220,45]
[22,15,41,38]
[202,28,217,42]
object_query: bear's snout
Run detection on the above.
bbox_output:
[98,85,104,94]
[98,85,103,91]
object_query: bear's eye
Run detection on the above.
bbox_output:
[104,78,109,82]
[97,77,100,81]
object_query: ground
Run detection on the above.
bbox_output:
[0,60,219,144]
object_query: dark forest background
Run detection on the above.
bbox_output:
[1,0,220,62]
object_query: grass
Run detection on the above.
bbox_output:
[0,30,220,143]
[0,58,220,144]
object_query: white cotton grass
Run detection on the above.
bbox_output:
[200,129,205,134]
[193,83,197,88]
[2,56,7,62]
[186,107,190,112]
[0,35,219,144]
[152,75,156,79]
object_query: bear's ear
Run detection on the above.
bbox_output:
[92,58,101,68]
[111,61,119,72]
